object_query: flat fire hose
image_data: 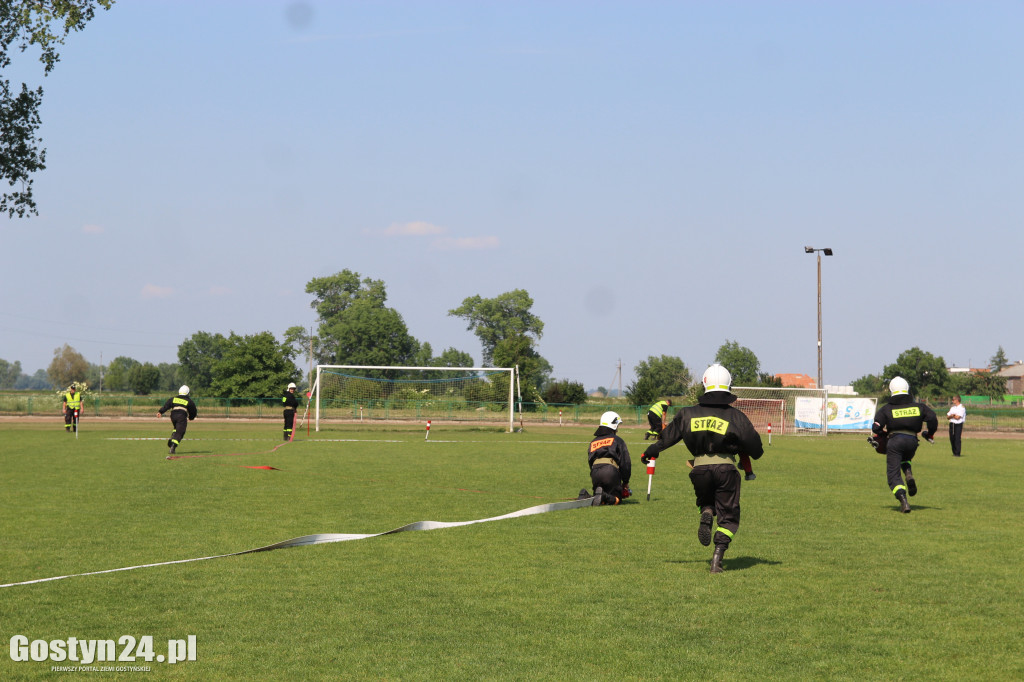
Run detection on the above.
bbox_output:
[1,497,594,589]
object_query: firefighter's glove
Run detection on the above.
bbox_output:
[640,453,657,465]
[620,486,632,499]
[922,432,935,444]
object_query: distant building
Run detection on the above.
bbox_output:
[776,373,816,389]
[997,361,1024,394]
[948,366,990,374]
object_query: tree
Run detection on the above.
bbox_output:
[428,347,475,368]
[103,355,139,392]
[542,379,587,405]
[302,271,428,374]
[950,371,1006,401]
[209,331,300,399]
[127,362,161,395]
[0,358,22,388]
[15,368,50,389]
[156,362,179,392]
[714,340,760,385]
[1,1,113,217]
[632,355,692,400]
[46,343,87,388]
[492,334,551,403]
[323,299,420,368]
[448,290,544,365]
[852,373,886,395]
[882,347,950,401]
[990,346,1010,372]
[177,331,229,392]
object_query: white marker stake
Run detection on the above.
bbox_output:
[646,458,656,501]
[74,410,79,439]
[425,420,431,441]
[767,422,772,446]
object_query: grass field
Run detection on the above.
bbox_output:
[1,419,1022,680]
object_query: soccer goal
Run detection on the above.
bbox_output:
[313,365,519,432]
[732,387,829,436]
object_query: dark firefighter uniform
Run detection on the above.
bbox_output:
[646,400,671,440]
[282,387,300,441]
[158,392,198,455]
[641,392,763,572]
[63,387,83,433]
[588,426,632,506]
[872,395,938,513]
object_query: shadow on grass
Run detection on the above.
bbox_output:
[666,556,783,571]
[881,505,943,513]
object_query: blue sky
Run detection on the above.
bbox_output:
[2,0,1022,390]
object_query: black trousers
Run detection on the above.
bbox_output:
[647,411,663,435]
[948,422,963,456]
[689,464,741,546]
[169,411,189,445]
[283,408,296,437]
[64,409,79,431]
[590,463,623,503]
[886,433,917,496]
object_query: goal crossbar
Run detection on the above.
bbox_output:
[314,365,518,432]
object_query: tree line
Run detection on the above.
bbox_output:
[2,272,1014,406]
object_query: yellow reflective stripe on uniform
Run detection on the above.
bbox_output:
[173,397,189,406]
[892,407,921,418]
[690,416,729,434]
[716,527,734,540]
[892,484,908,495]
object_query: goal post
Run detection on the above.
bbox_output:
[313,365,519,432]
[732,386,829,436]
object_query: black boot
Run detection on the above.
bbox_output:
[698,508,714,546]
[592,487,604,506]
[897,491,911,514]
[904,470,917,497]
[710,545,726,573]
[169,443,176,455]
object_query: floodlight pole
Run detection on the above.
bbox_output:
[804,247,833,390]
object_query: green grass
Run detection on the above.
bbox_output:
[1,420,1022,680]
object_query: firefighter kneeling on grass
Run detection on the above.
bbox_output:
[157,385,198,455]
[580,411,633,506]
[641,364,764,574]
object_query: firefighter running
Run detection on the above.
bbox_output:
[870,376,938,514]
[641,364,764,573]
[157,385,198,455]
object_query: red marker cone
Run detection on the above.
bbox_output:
[646,458,656,501]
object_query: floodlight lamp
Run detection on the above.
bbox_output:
[823,248,833,256]
[804,246,814,253]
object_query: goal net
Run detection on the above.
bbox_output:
[732,387,829,436]
[314,365,518,432]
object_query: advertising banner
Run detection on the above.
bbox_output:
[795,396,876,431]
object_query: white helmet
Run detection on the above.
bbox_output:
[889,377,909,395]
[287,382,297,389]
[179,385,190,396]
[702,364,732,393]
[599,411,622,430]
